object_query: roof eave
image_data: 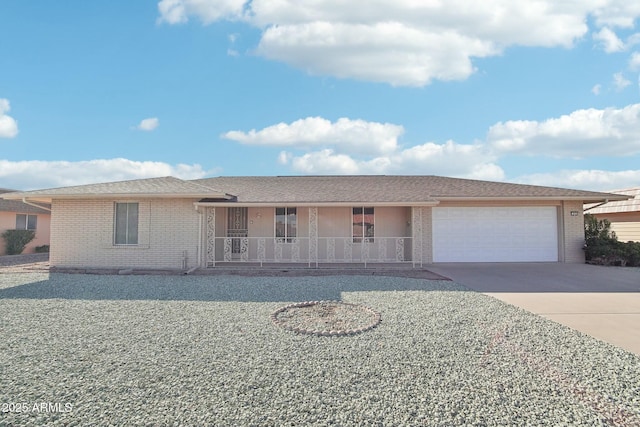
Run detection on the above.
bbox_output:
[4,193,233,203]
[194,201,440,208]
[435,195,631,203]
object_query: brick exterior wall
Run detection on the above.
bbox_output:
[50,198,200,269]
[562,200,586,263]
[47,198,586,268]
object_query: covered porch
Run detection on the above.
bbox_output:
[197,205,431,267]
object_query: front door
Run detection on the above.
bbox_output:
[227,207,248,257]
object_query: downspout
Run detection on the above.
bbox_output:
[22,198,52,212]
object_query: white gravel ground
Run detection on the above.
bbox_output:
[1,272,639,426]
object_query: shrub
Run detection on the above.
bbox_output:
[35,245,50,253]
[1,229,36,255]
[584,214,640,266]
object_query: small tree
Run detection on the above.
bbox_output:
[1,229,36,255]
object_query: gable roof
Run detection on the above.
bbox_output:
[193,175,625,204]
[1,175,629,205]
[584,187,640,214]
[0,176,231,203]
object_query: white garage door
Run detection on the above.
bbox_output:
[432,207,558,262]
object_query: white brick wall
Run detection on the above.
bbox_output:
[562,201,586,263]
[50,198,200,269]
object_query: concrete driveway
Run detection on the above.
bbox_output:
[428,263,640,356]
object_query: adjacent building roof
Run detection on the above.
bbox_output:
[1,175,628,205]
[0,189,51,214]
[584,188,640,214]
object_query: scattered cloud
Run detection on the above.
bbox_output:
[135,117,159,131]
[223,117,404,155]
[0,158,217,190]
[158,0,640,86]
[613,72,632,90]
[157,0,245,24]
[629,52,640,70]
[0,99,19,138]
[224,103,640,190]
[279,142,503,180]
[515,169,640,191]
[591,84,602,95]
[593,27,625,52]
[488,104,640,158]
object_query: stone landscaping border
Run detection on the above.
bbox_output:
[271,300,382,336]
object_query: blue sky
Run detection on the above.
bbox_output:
[1,1,640,191]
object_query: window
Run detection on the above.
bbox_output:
[275,207,297,242]
[353,207,374,242]
[114,202,139,245]
[16,214,37,230]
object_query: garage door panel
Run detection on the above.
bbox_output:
[433,207,558,262]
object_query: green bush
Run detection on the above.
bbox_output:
[584,214,640,266]
[1,229,36,255]
[35,245,50,253]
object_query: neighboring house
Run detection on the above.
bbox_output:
[0,176,628,269]
[0,188,51,255]
[584,187,640,242]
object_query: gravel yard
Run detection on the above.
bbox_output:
[1,272,639,426]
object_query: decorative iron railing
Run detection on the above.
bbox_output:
[207,236,414,267]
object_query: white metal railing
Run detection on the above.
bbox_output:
[208,236,414,267]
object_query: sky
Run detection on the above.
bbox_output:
[1,1,640,191]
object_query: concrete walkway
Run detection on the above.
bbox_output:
[428,263,640,356]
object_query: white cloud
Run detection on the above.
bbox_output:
[135,117,160,131]
[256,21,497,86]
[157,0,246,24]
[160,0,632,86]
[591,2,640,28]
[591,84,602,95]
[0,158,217,190]
[277,139,502,180]
[515,169,640,191]
[0,99,19,138]
[613,72,632,90]
[223,117,403,155]
[593,27,625,52]
[488,104,640,158]
[629,52,640,70]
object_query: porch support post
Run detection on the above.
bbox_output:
[309,207,318,267]
[412,207,423,267]
[206,207,216,267]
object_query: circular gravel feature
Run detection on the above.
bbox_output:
[271,300,381,336]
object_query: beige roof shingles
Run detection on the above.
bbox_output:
[584,188,640,214]
[1,175,629,204]
[192,175,628,204]
[1,176,230,202]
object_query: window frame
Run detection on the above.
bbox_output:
[16,214,37,231]
[113,202,139,246]
[274,207,297,243]
[352,207,375,243]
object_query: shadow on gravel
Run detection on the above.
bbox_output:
[0,273,469,302]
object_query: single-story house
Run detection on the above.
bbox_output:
[584,187,640,242]
[0,188,51,255]
[0,175,629,269]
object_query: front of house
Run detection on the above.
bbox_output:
[1,175,628,269]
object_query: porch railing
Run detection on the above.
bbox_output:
[207,236,415,267]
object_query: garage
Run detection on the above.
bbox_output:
[432,207,559,262]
